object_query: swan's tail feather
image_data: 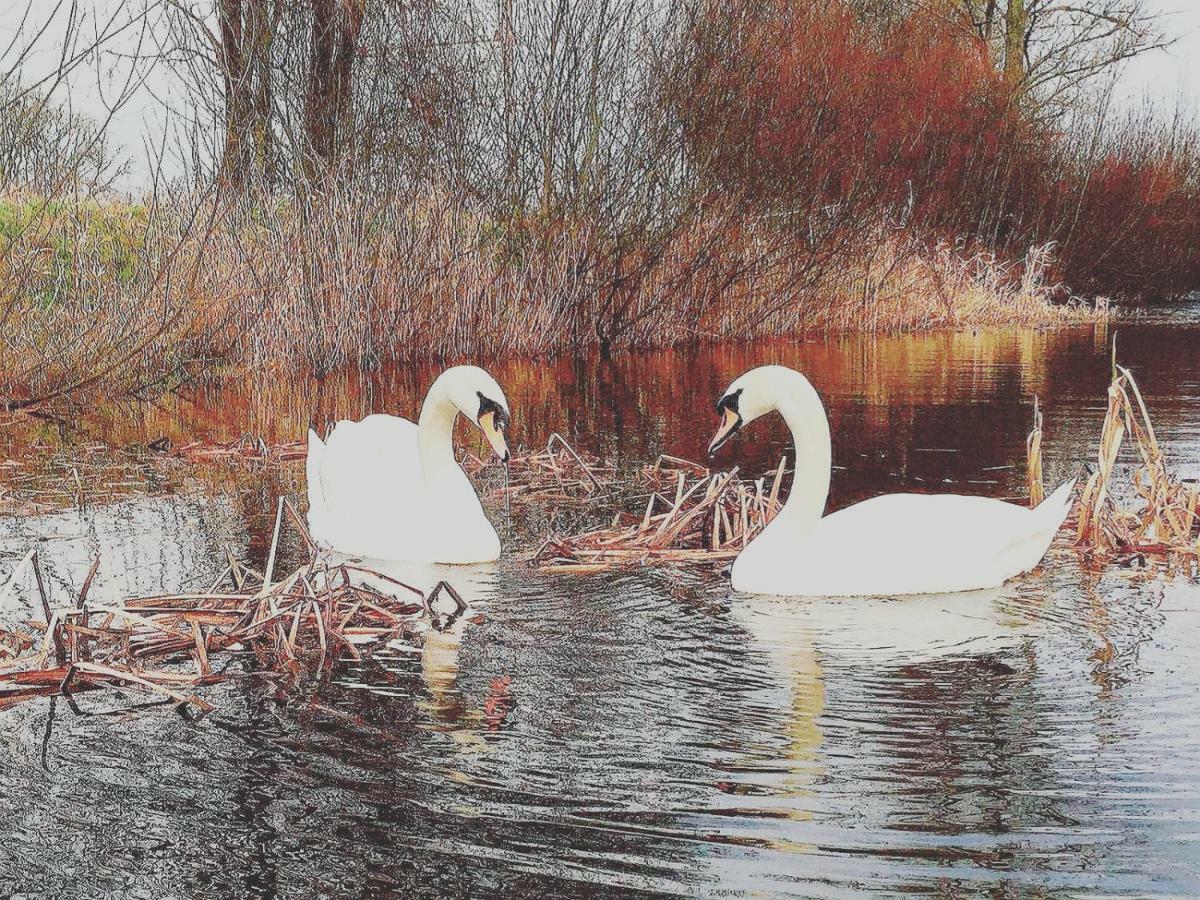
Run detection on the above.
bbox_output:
[306,428,328,541]
[1036,477,1077,531]
[1009,476,1076,573]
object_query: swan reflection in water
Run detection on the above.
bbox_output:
[329,554,514,749]
[723,583,1047,832]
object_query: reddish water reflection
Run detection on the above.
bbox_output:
[16,315,1199,514]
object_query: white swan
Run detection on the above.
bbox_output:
[708,365,1075,597]
[306,365,511,564]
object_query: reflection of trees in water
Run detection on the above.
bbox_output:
[6,319,1198,503]
[872,651,1061,841]
[20,319,1197,522]
[22,321,1089,445]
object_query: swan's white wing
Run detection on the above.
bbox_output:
[321,414,419,512]
[306,413,500,563]
[308,415,422,552]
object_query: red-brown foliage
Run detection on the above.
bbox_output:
[675,0,1200,301]
[680,2,1014,226]
[1054,148,1200,300]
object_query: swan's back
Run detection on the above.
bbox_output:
[733,480,1074,597]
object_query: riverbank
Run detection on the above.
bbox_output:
[0,192,1104,412]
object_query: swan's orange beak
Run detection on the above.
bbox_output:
[479,410,510,463]
[708,407,742,457]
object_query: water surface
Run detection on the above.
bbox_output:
[1,308,1199,897]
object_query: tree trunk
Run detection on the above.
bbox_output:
[217,0,250,189]
[303,0,364,183]
[1003,0,1027,90]
[217,0,276,191]
[246,0,275,186]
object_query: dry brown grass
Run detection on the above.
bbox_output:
[798,241,1102,334]
[212,203,1102,370]
[0,189,1104,411]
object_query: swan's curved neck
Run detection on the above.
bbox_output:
[772,375,832,529]
[417,382,462,483]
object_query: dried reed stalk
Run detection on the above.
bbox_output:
[156,434,308,462]
[1027,396,1045,507]
[1075,365,1199,555]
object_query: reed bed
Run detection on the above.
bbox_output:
[532,455,787,572]
[0,500,461,714]
[1075,365,1200,556]
[2,190,1100,417]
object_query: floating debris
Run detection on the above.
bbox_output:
[0,499,461,715]
[0,440,175,515]
[153,434,308,463]
[532,455,787,572]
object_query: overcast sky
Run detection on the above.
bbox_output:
[1115,0,1200,108]
[3,0,1198,191]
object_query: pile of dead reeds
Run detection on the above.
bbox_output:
[532,455,787,572]
[1075,364,1200,556]
[461,432,617,509]
[0,499,461,715]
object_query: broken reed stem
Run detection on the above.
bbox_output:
[30,551,65,666]
[1027,396,1044,508]
[263,497,285,589]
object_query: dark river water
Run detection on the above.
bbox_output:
[1,306,1199,897]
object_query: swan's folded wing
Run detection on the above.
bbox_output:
[306,428,328,534]
[809,493,1030,554]
[320,415,421,519]
[785,493,1042,595]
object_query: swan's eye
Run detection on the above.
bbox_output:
[716,388,743,416]
[476,392,509,430]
